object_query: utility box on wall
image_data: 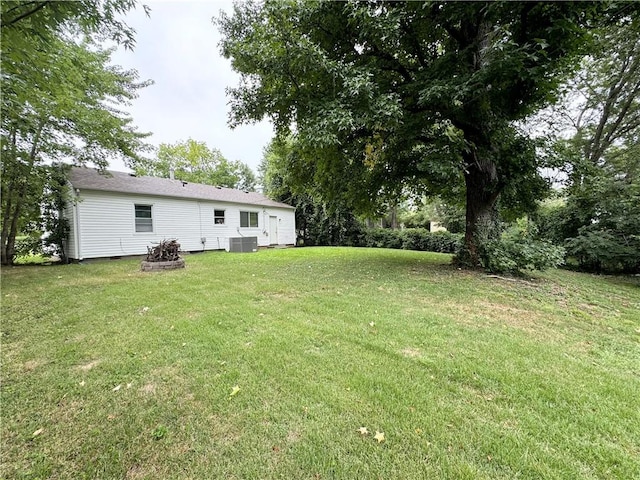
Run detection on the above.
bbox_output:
[229,237,258,253]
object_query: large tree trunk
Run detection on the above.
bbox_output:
[457,150,501,268]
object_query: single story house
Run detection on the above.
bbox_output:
[64,167,296,260]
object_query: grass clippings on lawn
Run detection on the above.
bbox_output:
[1,247,639,479]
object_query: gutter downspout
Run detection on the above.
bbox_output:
[74,189,82,261]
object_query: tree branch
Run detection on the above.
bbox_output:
[2,1,50,27]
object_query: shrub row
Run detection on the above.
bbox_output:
[357,228,462,254]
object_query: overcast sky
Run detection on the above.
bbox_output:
[108,1,272,173]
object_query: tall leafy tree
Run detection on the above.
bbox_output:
[1,0,151,265]
[218,1,625,267]
[133,138,257,190]
[260,137,364,246]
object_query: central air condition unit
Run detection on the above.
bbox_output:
[229,236,258,253]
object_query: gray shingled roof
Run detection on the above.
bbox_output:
[68,167,295,210]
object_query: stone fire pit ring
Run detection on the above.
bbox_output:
[141,258,185,272]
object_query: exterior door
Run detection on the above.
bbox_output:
[269,216,278,245]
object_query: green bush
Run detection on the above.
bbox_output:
[480,219,565,274]
[399,228,431,250]
[565,227,640,273]
[15,233,43,258]
[360,228,403,249]
[359,228,462,254]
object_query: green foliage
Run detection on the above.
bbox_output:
[218,1,613,267]
[151,425,168,441]
[400,229,462,254]
[133,139,257,191]
[565,229,640,274]
[6,164,72,263]
[433,202,466,234]
[536,149,640,273]
[398,208,431,230]
[14,233,43,258]
[360,229,404,250]
[1,1,149,50]
[533,18,640,274]
[480,219,565,275]
[359,228,462,254]
[42,164,72,262]
[260,137,366,246]
[298,203,365,247]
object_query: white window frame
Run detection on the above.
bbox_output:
[214,209,226,225]
[134,204,153,233]
[240,211,259,228]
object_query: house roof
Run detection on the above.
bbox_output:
[68,167,295,210]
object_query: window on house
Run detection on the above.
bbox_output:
[214,210,225,225]
[240,211,258,228]
[134,204,153,232]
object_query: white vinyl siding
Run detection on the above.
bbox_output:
[64,189,296,259]
[240,211,258,228]
[134,204,153,232]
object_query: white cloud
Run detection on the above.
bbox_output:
[108,1,273,172]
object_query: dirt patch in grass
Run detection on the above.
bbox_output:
[207,413,243,445]
[286,429,302,444]
[76,360,100,371]
[431,298,568,343]
[23,359,43,372]
[400,347,422,358]
[125,464,148,480]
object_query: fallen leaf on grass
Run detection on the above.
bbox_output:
[357,427,369,435]
[230,385,241,396]
[112,384,121,392]
[369,321,375,327]
[32,428,44,437]
[374,431,385,443]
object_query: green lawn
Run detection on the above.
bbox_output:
[1,247,639,479]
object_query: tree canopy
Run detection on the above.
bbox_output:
[534,17,640,272]
[218,0,628,266]
[133,138,258,191]
[1,0,151,264]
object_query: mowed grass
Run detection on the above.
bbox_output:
[1,247,639,480]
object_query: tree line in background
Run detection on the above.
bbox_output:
[132,138,257,191]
